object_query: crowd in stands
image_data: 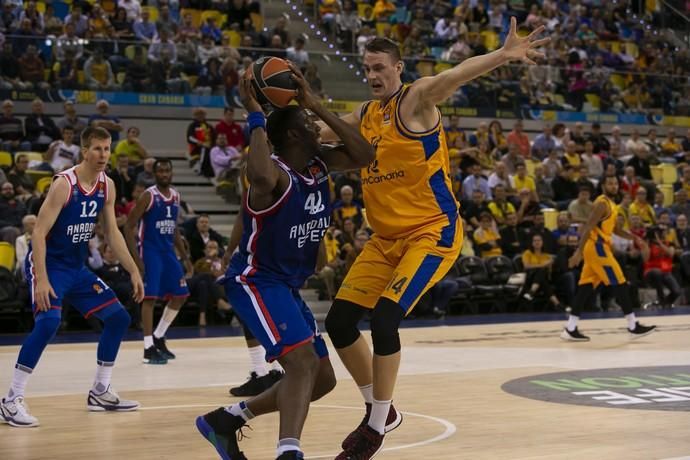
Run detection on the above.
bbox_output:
[321,0,690,114]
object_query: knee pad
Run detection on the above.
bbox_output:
[325,299,365,349]
[105,306,131,331]
[370,298,405,356]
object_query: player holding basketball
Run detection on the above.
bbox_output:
[124,159,191,364]
[195,67,374,459]
[0,127,143,428]
[561,175,656,341]
[322,18,549,458]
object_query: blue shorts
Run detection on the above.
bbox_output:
[142,249,190,300]
[222,275,328,362]
[25,262,122,322]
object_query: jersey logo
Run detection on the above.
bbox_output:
[367,159,380,174]
[304,191,325,215]
[92,283,103,294]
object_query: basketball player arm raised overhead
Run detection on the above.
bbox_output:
[103,177,144,302]
[403,18,549,127]
[239,75,291,208]
[30,176,71,311]
[568,200,608,269]
[123,189,152,276]
[288,62,374,170]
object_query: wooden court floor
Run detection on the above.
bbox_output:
[1,314,690,460]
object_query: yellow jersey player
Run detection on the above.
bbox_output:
[562,175,656,341]
[322,18,549,458]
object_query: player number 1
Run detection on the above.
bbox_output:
[166,206,172,218]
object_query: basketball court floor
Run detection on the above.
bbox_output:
[1,313,690,460]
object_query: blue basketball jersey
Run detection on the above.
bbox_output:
[138,185,179,255]
[41,167,109,267]
[228,156,331,288]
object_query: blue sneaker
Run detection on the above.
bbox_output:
[196,408,248,460]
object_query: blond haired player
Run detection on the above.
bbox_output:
[322,18,549,458]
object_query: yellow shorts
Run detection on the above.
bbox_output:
[335,218,463,313]
[578,239,626,287]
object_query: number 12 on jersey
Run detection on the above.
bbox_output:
[80,201,98,218]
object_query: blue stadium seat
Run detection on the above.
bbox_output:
[52,1,70,20]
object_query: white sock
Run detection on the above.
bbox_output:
[144,335,154,349]
[226,401,254,422]
[248,346,268,377]
[154,307,180,339]
[625,313,637,330]
[7,364,32,401]
[359,384,374,404]
[276,438,301,456]
[566,315,579,332]
[93,361,114,393]
[368,398,391,434]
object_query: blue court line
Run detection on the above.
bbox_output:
[0,307,688,346]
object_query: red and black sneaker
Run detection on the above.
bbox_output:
[341,403,402,451]
[336,425,385,460]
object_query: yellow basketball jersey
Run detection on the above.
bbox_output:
[590,195,617,244]
[359,85,459,241]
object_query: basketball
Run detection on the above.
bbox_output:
[248,56,298,109]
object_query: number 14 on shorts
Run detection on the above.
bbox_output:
[386,273,408,295]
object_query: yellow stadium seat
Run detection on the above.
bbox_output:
[542,208,558,231]
[0,151,12,167]
[26,169,52,184]
[650,165,663,184]
[250,12,263,31]
[36,2,46,13]
[77,70,85,85]
[180,8,202,28]
[625,42,639,58]
[434,62,452,74]
[223,30,242,47]
[358,3,374,22]
[375,21,388,36]
[101,0,117,14]
[0,242,14,271]
[659,184,673,206]
[36,176,52,194]
[185,75,198,88]
[553,93,566,105]
[116,71,126,85]
[585,93,601,110]
[416,60,434,77]
[201,9,223,25]
[611,41,622,53]
[144,6,159,22]
[610,73,625,89]
[661,163,678,184]
[124,45,147,63]
[481,30,500,51]
[525,159,537,177]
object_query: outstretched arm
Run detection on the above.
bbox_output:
[407,18,549,111]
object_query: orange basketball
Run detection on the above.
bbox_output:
[249,56,298,109]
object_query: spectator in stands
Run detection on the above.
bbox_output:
[151,48,190,93]
[640,226,681,308]
[462,189,488,230]
[551,164,579,209]
[215,107,245,150]
[84,48,117,91]
[133,8,157,43]
[552,212,573,247]
[56,22,84,63]
[265,34,287,59]
[661,129,682,158]
[561,140,581,169]
[462,163,491,201]
[187,214,227,262]
[178,12,201,41]
[630,187,656,226]
[521,234,564,309]
[0,100,30,152]
[89,100,124,143]
[14,214,35,277]
[136,158,155,187]
[541,148,562,179]
[473,212,502,257]
[506,120,530,158]
[176,33,200,75]
[18,44,49,91]
[92,242,140,326]
[620,166,641,199]
[676,214,690,279]
[0,182,26,241]
[124,46,152,92]
[487,184,515,227]
[499,212,525,259]
[682,128,690,153]
[304,63,325,98]
[191,239,231,326]
[581,140,603,179]
[210,132,242,183]
[516,188,542,229]
[488,161,512,192]
[187,107,215,174]
[672,189,690,220]
[0,43,29,91]
[343,229,369,274]
[402,26,428,59]
[46,126,80,173]
[644,128,662,158]
[154,4,176,35]
[568,186,593,224]
[51,48,79,90]
[200,16,222,44]
[119,0,142,22]
[586,123,610,155]
[0,3,15,34]
[148,28,177,63]
[607,125,627,157]
[655,192,672,219]
[534,165,554,206]
[286,36,310,70]
[501,143,522,175]
[64,4,89,37]
[625,128,646,156]
[510,163,536,196]
[55,101,87,145]
[18,1,43,33]
[108,154,135,204]
[333,185,364,230]
[24,99,60,152]
[113,126,148,168]
[111,7,134,39]
[87,4,111,39]
[531,124,557,160]
[675,165,690,194]
[336,0,360,53]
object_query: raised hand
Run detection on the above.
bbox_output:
[286,60,321,112]
[239,70,264,114]
[501,16,551,65]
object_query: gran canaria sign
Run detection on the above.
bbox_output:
[502,366,690,411]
